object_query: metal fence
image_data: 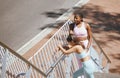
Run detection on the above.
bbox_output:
[28,20,80,78]
[91,36,111,73]
[0,19,111,78]
[0,42,46,78]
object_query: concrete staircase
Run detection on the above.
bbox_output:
[94,72,120,78]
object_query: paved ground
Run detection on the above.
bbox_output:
[82,0,120,74]
[0,0,80,51]
[1,0,119,75]
[23,0,120,75]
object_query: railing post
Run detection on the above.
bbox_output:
[103,62,110,73]
[65,54,72,78]
[46,54,65,76]
[0,41,47,78]
[1,50,7,78]
[47,70,54,78]
[99,52,103,66]
[25,66,32,78]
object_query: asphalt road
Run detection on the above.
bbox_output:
[0,0,80,51]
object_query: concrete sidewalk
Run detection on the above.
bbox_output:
[23,0,90,58]
[82,0,120,74]
[24,0,120,75]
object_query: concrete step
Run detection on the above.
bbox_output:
[94,72,120,78]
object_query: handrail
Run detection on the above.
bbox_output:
[0,19,112,78]
[27,19,79,78]
[92,35,111,63]
[46,53,65,76]
[0,41,47,77]
[28,19,71,59]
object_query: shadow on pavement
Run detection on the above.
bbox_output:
[109,53,120,74]
[38,8,68,30]
[39,4,120,74]
[110,53,120,74]
[72,3,120,74]
[38,21,66,30]
[42,8,68,18]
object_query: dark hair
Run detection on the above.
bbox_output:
[66,35,85,49]
[66,35,78,44]
[66,35,73,42]
[73,11,83,21]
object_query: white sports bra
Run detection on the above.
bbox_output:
[73,22,88,37]
[76,50,89,59]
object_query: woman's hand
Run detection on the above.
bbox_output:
[56,44,63,51]
[58,44,62,50]
[69,30,74,35]
[55,44,61,52]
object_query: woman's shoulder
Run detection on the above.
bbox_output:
[83,21,91,28]
[74,45,83,50]
[73,45,84,53]
[83,21,89,25]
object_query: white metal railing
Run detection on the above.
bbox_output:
[27,19,111,77]
[28,20,80,78]
[92,36,111,73]
[0,19,111,78]
[27,19,111,78]
[0,42,46,78]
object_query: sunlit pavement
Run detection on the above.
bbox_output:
[84,0,120,74]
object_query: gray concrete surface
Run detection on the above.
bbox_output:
[94,72,120,78]
[0,0,80,51]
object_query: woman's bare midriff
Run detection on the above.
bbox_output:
[80,56,90,62]
[75,36,88,41]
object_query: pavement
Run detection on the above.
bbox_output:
[0,0,81,51]
[1,0,119,75]
[23,0,120,75]
[23,0,90,59]
[83,0,120,74]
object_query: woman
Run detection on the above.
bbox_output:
[58,36,95,78]
[69,12,92,51]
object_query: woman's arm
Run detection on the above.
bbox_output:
[58,45,83,54]
[58,45,77,54]
[69,30,74,35]
[86,23,92,50]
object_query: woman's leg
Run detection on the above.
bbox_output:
[83,60,95,78]
[73,67,84,78]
